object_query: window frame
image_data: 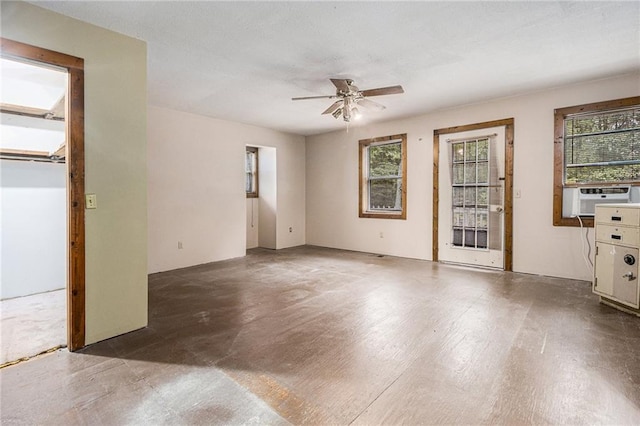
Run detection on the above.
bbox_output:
[553,96,640,227]
[359,133,407,220]
[245,146,259,198]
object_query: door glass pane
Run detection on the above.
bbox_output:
[476,210,488,229]
[477,138,489,161]
[449,137,495,250]
[453,143,464,162]
[453,164,464,184]
[464,207,476,227]
[466,141,476,161]
[477,230,488,249]
[464,163,476,183]
[477,187,488,205]
[477,162,488,183]
[453,228,463,247]
[453,207,464,227]
[464,229,476,248]
[464,187,476,205]
[453,187,464,206]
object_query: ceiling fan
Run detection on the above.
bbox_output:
[292,78,404,122]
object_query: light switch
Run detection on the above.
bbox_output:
[85,193,97,209]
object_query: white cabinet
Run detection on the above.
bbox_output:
[594,204,640,314]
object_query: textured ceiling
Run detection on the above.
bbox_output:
[30,1,640,136]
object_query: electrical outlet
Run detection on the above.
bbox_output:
[379,232,384,239]
[85,193,97,209]
[178,241,183,249]
[289,227,293,233]
[515,189,522,198]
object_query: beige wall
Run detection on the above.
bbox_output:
[1,2,148,344]
[147,106,305,274]
[306,73,640,281]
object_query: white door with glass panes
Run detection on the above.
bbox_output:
[438,126,506,269]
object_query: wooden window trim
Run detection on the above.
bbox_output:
[359,133,407,220]
[433,118,514,271]
[1,38,85,351]
[553,96,640,228]
[246,146,259,198]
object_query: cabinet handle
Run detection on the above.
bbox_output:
[611,216,622,221]
[611,234,622,240]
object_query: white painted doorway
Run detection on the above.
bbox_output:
[438,125,506,269]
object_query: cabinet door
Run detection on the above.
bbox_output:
[594,242,640,308]
[594,242,615,297]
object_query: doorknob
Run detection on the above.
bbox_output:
[496,206,504,213]
[623,271,636,281]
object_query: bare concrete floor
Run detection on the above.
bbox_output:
[1,246,640,424]
[0,289,66,365]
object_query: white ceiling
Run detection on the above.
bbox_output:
[30,1,639,136]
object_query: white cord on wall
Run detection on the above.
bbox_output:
[574,215,594,273]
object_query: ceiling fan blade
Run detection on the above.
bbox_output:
[292,95,336,101]
[321,100,343,115]
[330,78,351,93]
[360,85,404,97]
[356,98,386,111]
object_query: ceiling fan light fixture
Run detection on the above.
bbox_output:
[343,107,352,122]
[292,78,404,126]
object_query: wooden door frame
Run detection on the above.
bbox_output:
[433,118,514,271]
[1,38,85,351]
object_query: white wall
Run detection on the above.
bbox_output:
[148,106,305,274]
[258,147,277,249]
[1,161,66,299]
[306,73,640,281]
[1,2,148,344]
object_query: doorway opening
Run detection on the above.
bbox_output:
[1,38,85,360]
[433,118,514,271]
[246,145,277,251]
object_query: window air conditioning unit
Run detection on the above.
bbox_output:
[577,186,630,216]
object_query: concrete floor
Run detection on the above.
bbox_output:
[1,246,640,424]
[0,289,66,366]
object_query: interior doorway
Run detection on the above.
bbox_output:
[1,38,85,355]
[245,145,277,251]
[433,119,514,271]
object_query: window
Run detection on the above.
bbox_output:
[553,96,640,226]
[359,134,407,219]
[245,146,258,198]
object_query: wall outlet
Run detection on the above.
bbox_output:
[178,241,183,249]
[289,227,293,233]
[379,232,384,239]
[515,189,522,198]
